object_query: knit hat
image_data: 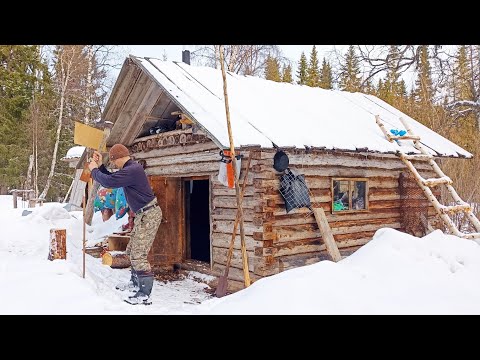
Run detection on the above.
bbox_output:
[109,144,130,160]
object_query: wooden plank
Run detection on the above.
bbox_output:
[278,252,328,272]
[274,221,402,243]
[213,186,255,197]
[312,208,341,262]
[255,167,407,178]
[212,220,262,236]
[145,151,220,167]
[133,140,219,159]
[254,177,402,194]
[274,237,371,257]
[212,263,257,283]
[212,247,255,272]
[124,81,163,143]
[149,177,184,266]
[256,153,420,171]
[108,72,152,145]
[259,149,400,161]
[69,169,86,207]
[104,62,142,125]
[211,233,260,251]
[253,160,433,174]
[211,208,254,222]
[270,212,402,227]
[213,196,256,209]
[147,162,220,176]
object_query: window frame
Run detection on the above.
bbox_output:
[331,177,369,214]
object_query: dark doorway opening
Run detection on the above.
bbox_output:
[185,179,210,263]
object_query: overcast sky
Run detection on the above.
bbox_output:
[114,45,343,79]
[124,45,337,63]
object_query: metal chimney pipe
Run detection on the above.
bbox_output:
[182,50,191,65]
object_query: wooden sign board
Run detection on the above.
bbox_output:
[74,122,107,152]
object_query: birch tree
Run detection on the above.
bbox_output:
[191,45,287,76]
[39,45,83,200]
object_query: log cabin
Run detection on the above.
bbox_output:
[100,53,472,291]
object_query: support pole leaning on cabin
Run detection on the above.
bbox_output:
[218,45,251,288]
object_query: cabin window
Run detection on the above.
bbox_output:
[332,178,368,213]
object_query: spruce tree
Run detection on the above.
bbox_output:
[307,45,320,87]
[339,46,362,92]
[265,56,281,82]
[413,45,433,104]
[282,65,293,83]
[296,52,308,85]
[452,46,473,101]
[319,58,333,89]
[0,45,48,189]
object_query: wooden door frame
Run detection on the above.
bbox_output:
[182,175,212,268]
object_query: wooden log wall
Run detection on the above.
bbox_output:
[130,129,262,283]
[253,148,441,276]
[131,132,444,282]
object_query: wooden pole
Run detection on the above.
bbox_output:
[84,124,112,225]
[312,208,342,262]
[12,190,17,209]
[219,45,250,288]
[82,191,86,278]
[215,152,253,297]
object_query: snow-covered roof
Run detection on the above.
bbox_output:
[64,146,86,159]
[133,57,471,158]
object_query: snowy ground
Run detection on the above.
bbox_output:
[1,194,480,314]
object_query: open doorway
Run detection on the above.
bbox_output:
[184,179,211,263]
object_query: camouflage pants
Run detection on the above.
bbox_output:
[126,199,162,273]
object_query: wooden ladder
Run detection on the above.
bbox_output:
[375,115,480,240]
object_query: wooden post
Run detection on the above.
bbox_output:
[82,192,86,278]
[28,190,35,208]
[12,190,17,209]
[312,208,342,262]
[219,45,250,288]
[215,152,254,297]
[48,228,67,260]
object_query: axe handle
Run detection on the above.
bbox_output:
[84,127,112,225]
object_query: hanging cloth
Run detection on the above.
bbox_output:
[279,168,312,213]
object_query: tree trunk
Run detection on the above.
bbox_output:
[84,45,93,125]
[26,154,34,189]
[102,252,131,268]
[63,178,74,203]
[48,228,67,260]
[34,108,38,197]
[39,49,72,200]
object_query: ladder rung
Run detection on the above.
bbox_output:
[439,203,471,213]
[402,154,433,161]
[422,176,453,187]
[389,135,421,141]
[459,232,480,240]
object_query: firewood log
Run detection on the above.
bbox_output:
[48,228,67,260]
[102,251,130,268]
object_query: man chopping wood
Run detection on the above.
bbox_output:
[88,144,162,305]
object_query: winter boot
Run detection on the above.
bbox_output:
[115,268,139,291]
[124,272,154,305]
